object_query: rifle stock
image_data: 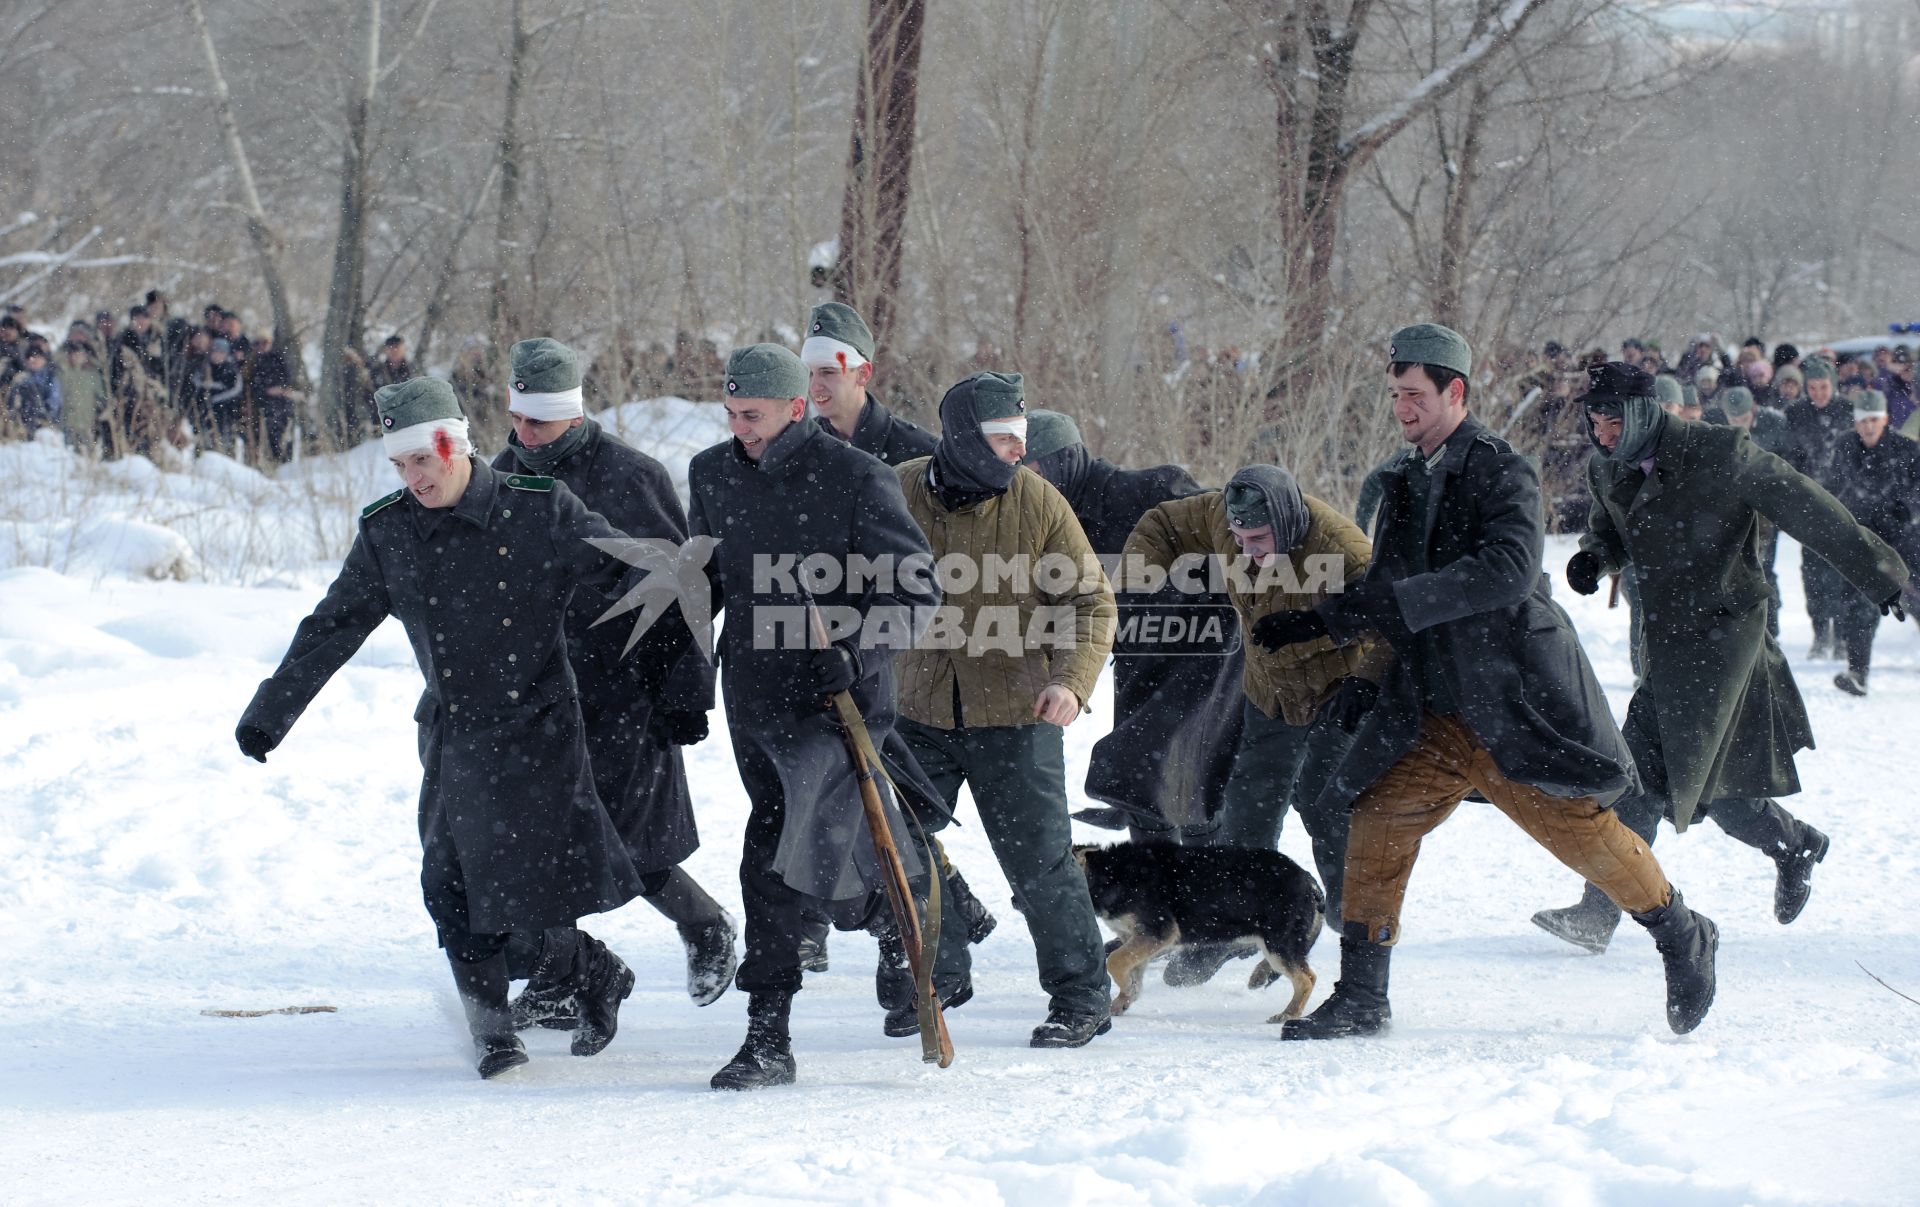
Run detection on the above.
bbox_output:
[807,604,954,1068]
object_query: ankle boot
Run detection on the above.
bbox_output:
[1280,923,1391,1040]
[642,867,739,1005]
[796,913,830,973]
[1632,889,1718,1035]
[1773,824,1830,924]
[945,865,997,945]
[567,930,636,1057]
[508,927,580,1032]
[1530,881,1623,954]
[711,992,797,1090]
[448,951,528,1079]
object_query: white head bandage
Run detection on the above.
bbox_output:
[979,416,1029,439]
[383,416,473,460]
[507,385,584,421]
[800,335,870,371]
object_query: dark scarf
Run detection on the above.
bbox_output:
[1027,443,1093,508]
[1223,464,1310,552]
[507,419,591,473]
[1588,396,1666,465]
[930,378,1020,510]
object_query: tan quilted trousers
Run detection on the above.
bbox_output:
[1342,712,1671,945]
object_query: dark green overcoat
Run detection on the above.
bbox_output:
[1580,418,1909,827]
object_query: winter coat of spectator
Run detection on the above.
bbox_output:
[5,349,59,436]
[116,308,167,395]
[248,334,296,463]
[191,340,244,450]
[369,338,413,394]
[1875,347,1914,431]
[55,343,108,452]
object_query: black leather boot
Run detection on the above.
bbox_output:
[1280,923,1391,1040]
[508,927,580,1032]
[711,992,797,1090]
[1773,824,1829,925]
[796,913,830,973]
[448,951,528,1079]
[641,866,739,1005]
[945,865,998,945]
[1632,889,1718,1035]
[567,930,636,1057]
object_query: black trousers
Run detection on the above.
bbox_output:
[1835,584,1883,677]
[1613,692,1808,857]
[1802,552,1850,635]
[731,735,966,998]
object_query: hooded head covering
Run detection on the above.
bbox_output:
[1583,361,1665,464]
[1223,464,1309,553]
[1021,409,1094,504]
[931,372,1027,509]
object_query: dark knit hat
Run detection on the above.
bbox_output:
[1720,386,1755,417]
[1582,361,1656,407]
[1801,357,1836,382]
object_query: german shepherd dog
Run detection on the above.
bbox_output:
[1073,843,1324,1023]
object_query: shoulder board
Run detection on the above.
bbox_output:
[503,474,555,492]
[1471,429,1516,455]
[360,489,405,520]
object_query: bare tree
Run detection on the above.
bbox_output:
[180,0,304,379]
[832,0,927,348]
[1232,0,1551,387]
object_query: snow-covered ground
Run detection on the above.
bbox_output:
[4,416,1919,1205]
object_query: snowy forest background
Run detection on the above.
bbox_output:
[2,0,1916,485]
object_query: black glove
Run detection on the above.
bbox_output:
[1318,578,1410,644]
[1250,608,1328,652]
[1566,550,1602,597]
[1325,677,1380,734]
[654,708,709,746]
[236,723,274,764]
[810,643,859,697]
[1881,590,1908,622]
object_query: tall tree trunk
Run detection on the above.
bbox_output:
[1433,80,1489,328]
[1096,0,1152,424]
[181,0,306,392]
[1259,0,1548,398]
[317,0,381,447]
[487,0,528,364]
[831,0,926,350]
[480,0,533,452]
